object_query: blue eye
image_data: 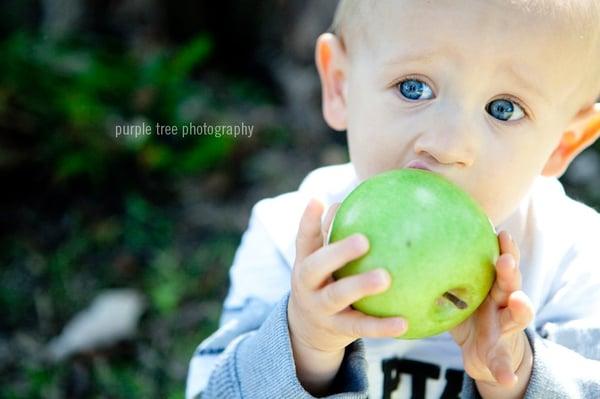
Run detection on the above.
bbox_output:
[486,99,525,121]
[398,79,434,101]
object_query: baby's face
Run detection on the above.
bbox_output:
[342,1,595,225]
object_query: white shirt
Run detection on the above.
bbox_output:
[194,162,600,399]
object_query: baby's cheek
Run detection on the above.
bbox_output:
[484,179,532,227]
[347,136,388,176]
[358,154,399,181]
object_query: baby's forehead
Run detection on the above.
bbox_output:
[333,0,600,106]
[334,0,599,51]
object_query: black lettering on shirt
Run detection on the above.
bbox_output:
[381,357,464,399]
[439,368,464,399]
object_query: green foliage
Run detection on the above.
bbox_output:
[0,199,237,397]
[0,14,281,398]
[146,250,186,314]
[122,194,173,254]
[0,31,234,189]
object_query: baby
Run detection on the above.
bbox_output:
[187,1,600,398]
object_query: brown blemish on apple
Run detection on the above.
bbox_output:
[443,292,468,309]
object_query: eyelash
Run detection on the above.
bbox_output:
[489,94,530,119]
[393,76,531,120]
[394,74,435,97]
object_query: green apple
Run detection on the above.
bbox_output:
[329,168,499,339]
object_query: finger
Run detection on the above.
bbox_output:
[487,345,518,387]
[295,198,326,262]
[500,290,534,336]
[489,253,522,306]
[319,268,391,314]
[321,203,341,246]
[498,231,520,265]
[333,307,408,339]
[301,234,369,289]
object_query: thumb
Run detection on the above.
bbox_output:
[295,198,326,262]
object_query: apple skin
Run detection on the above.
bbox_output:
[329,169,499,339]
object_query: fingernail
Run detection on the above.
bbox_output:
[500,255,514,270]
[507,255,516,269]
[393,318,407,332]
[353,234,369,251]
[374,269,389,284]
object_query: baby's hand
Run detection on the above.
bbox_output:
[287,198,407,394]
[450,231,534,394]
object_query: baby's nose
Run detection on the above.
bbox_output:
[413,120,477,168]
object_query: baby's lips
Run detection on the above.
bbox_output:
[405,160,433,171]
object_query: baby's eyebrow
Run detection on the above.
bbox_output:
[382,50,549,106]
[382,49,460,66]
[503,63,549,105]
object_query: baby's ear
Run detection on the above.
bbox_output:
[542,102,600,177]
[315,33,349,131]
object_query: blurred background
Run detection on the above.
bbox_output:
[0,1,599,397]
